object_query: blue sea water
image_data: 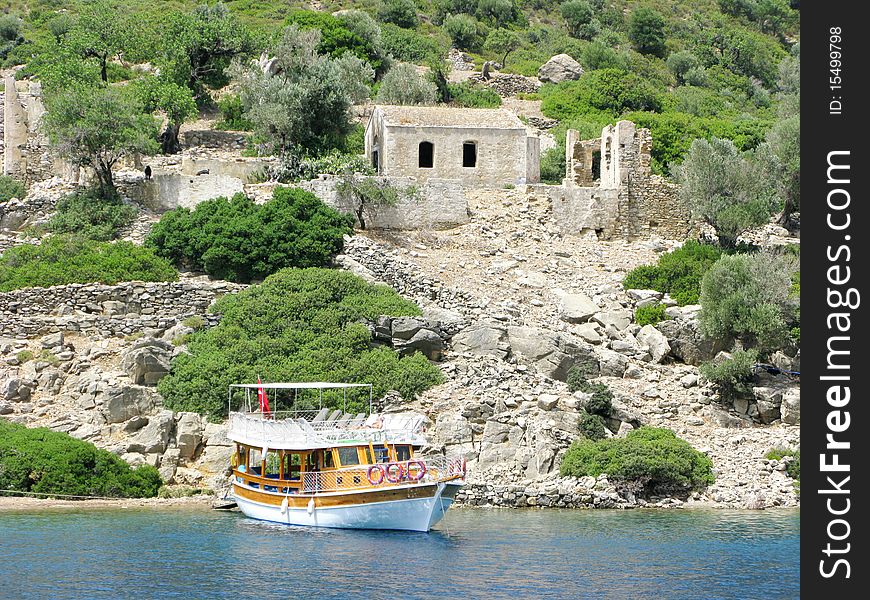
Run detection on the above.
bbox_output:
[0,506,799,599]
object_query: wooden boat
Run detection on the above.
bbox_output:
[227,382,466,532]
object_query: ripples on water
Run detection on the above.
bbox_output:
[0,507,799,600]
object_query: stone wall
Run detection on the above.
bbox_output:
[301,175,470,230]
[554,120,694,240]
[2,78,62,185]
[0,280,245,337]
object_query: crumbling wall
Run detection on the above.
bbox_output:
[301,176,469,230]
[2,77,61,185]
[555,120,693,240]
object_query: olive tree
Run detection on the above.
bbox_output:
[42,86,159,198]
[235,26,373,157]
[65,0,142,82]
[134,76,198,154]
[674,137,780,249]
[484,28,521,67]
[375,62,437,105]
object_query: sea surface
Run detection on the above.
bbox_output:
[0,506,799,599]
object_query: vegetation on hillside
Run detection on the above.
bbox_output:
[560,426,715,493]
[622,240,723,306]
[0,419,162,498]
[0,235,177,291]
[157,268,444,421]
[145,187,352,283]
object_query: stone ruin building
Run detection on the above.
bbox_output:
[1,79,690,239]
[364,105,541,185]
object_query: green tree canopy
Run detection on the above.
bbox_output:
[375,62,438,106]
[629,8,666,57]
[674,137,780,248]
[133,75,198,154]
[42,85,159,198]
[484,28,521,67]
[234,26,372,157]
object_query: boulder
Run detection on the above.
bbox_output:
[101,301,127,316]
[102,385,157,424]
[524,444,557,479]
[390,317,428,341]
[781,389,800,425]
[558,293,599,323]
[595,347,628,377]
[573,323,603,344]
[176,412,203,460]
[120,338,173,385]
[394,327,444,361]
[537,54,584,83]
[203,422,231,447]
[127,410,174,454]
[537,394,559,411]
[626,289,663,303]
[0,378,31,402]
[507,326,599,381]
[40,332,64,349]
[0,401,12,415]
[636,325,671,363]
[481,420,511,445]
[452,323,510,359]
[657,318,728,365]
[433,414,473,445]
[197,445,233,475]
[159,448,181,484]
[421,305,467,336]
[592,310,632,331]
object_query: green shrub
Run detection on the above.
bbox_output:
[579,411,607,440]
[623,240,723,306]
[540,69,663,121]
[443,13,480,51]
[286,10,385,74]
[539,146,565,184]
[635,303,667,326]
[0,420,162,498]
[146,187,353,283]
[0,175,25,202]
[699,252,798,351]
[765,448,800,486]
[157,268,444,420]
[182,316,206,330]
[214,94,253,131]
[700,349,758,400]
[378,0,420,29]
[448,81,502,108]
[566,367,613,416]
[0,235,177,292]
[15,350,34,363]
[47,190,137,241]
[381,23,445,64]
[560,426,715,492]
[376,62,438,105]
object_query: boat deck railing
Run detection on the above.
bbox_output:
[233,454,466,495]
[227,411,428,447]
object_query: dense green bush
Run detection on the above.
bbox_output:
[579,411,607,441]
[566,367,613,417]
[378,0,420,29]
[375,62,438,105]
[699,349,758,400]
[448,81,502,108]
[381,23,445,64]
[560,426,715,492]
[699,252,798,351]
[0,175,25,202]
[628,7,666,57]
[47,190,137,241]
[146,187,353,283]
[443,13,480,50]
[286,10,385,74]
[539,146,566,184]
[158,268,444,420]
[0,420,162,498]
[622,240,724,306]
[541,69,663,121]
[635,303,667,326]
[214,94,253,131]
[0,235,177,292]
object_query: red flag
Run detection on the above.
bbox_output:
[257,376,271,417]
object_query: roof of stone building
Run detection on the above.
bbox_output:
[373,105,526,129]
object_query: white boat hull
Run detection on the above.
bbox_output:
[234,482,459,532]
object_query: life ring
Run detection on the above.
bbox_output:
[406,460,427,482]
[367,464,385,485]
[385,463,403,483]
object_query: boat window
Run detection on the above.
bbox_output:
[306,453,318,472]
[338,446,361,467]
[249,449,262,474]
[264,452,281,479]
[282,453,302,481]
[395,445,411,462]
[324,450,335,469]
[372,445,390,463]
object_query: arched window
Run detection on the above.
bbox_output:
[462,142,477,168]
[418,141,434,168]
